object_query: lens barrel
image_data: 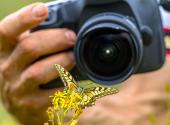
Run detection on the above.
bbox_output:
[74,13,143,85]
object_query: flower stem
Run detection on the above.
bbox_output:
[61,109,65,125]
[52,120,55,125]
[57,112,61,125]
[67,118,74,125]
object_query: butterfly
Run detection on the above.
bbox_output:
[54,63,119,109]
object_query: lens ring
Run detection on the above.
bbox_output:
[74,13,143,85]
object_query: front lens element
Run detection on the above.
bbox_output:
[99,44,117,60]
[81,28,135,78]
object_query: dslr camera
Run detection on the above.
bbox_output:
[32,0,165,88]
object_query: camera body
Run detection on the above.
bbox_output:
[32,0,165,88]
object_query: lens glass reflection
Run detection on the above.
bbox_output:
[82,29,134,77]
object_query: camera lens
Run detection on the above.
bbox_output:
[80,28,134,78]
[74,13,142,85]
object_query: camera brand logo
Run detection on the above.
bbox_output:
[165,35,170,50]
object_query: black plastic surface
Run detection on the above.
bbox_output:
[160,0,170,12]
[31,0,165,88]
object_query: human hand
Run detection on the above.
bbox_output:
[0,3,76,125]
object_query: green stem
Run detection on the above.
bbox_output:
[52,120,55,125]
[67,118,75,125]
[57,112,61,125]
[60,109,66,125]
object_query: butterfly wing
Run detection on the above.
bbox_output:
[91,87,119,99]
[54,63,79,92]
[78,87,119,109]
[54,63,119,109]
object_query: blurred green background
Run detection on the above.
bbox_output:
[0,0,122,124]
[0,0,51,21]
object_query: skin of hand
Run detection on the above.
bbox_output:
[0,3,76,125]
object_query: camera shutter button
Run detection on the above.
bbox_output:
[141,26,153,46]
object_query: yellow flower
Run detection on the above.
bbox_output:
[44,123,49,125]
[60,97,71,110]
[73,109,83,120]
[50,90,65,104]
[46,107,53,115]
[46,107,54,121]
[67,83,75,96]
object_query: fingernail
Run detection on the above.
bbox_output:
[68,51,75,61]
[65,30,76,42]
[32,3,46,17]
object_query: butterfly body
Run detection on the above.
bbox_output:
[54,63,119,109]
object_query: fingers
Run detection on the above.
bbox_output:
[0,3,48,39]
[1,52,75,113]
[17,87,64,113]
[19,31,30,41]
[0,29,76,80]
[0,3,48,54]
[20,51,75,88]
